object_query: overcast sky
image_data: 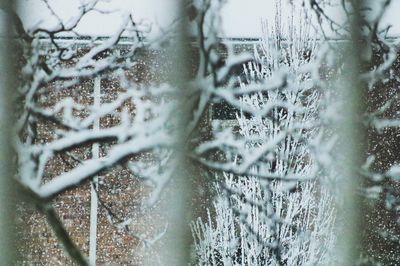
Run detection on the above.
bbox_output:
[16,0,400,38]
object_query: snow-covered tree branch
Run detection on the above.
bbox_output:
[2,0,400,264]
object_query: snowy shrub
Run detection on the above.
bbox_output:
[191,174,336,265]
[191,90,336,265]
[191,2,336,265]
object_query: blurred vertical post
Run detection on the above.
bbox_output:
[335,0,366,264]
[157,0,193,265]
[89,77,101,265]
[0,0,18,263]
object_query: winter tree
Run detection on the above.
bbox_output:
[192,2,336,265]
[304,0,400,263]
[1,0,399,265]
[0,0,191,264]
[191,0,400,265]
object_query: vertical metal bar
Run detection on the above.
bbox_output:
[336,0,366,264]
[156,0,193,265]
[0,0,18,263]
[89,76,101,265]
